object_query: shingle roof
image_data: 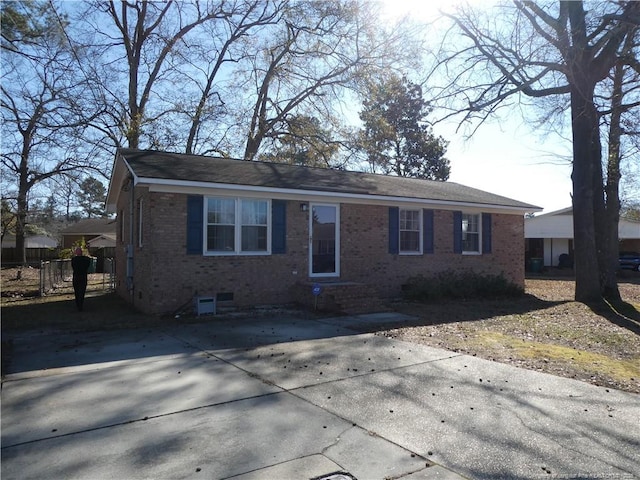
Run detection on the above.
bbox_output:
[60,218,117,235]
[1,235,58,248]
[118,148,539,211]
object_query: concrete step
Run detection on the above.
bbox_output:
[292,281,389,314]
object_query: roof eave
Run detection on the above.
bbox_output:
[137,177,541,214]
[534,206,573,217]
[106,151,138,213]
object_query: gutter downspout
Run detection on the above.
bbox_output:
[126,175,135,306]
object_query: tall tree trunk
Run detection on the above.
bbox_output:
[570,80,602,304]
[16,145,30,266]
[244,135,260,161]
[15,192,27,266]
[127,109,141,150]
[601,60,625,302]
[565,0,612,304]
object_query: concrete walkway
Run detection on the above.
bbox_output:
[2,312,638,479]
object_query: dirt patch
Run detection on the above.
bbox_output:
[378,277,640,394]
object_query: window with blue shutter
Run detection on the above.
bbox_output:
[453,211,491,254]
[388,207,399,254]
[188,196,286,256]
[272,200,287,254]
[186,195,204,254]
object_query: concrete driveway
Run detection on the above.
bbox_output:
[2,312,638,479]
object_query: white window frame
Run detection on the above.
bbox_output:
[204,197,271,256]
[462,212,482,255]
[399,208,422,255]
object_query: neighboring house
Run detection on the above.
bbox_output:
[525,207,640,267]
[1,234,59,264]
[106,148,541,315]
[1,234,58,249]
[60,218,117,272]
[60,218,117,249]
[86,233,117,249]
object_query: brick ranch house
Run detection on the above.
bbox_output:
[106,148,541,315]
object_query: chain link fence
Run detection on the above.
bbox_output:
[39,258,115,296]
[39,259,72,294]
[102,258,116,292]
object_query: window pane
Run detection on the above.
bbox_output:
[205,197,269,254]
[463,233,479,252]
[400,209,420,252]
[207,225,235,251]
[208,198,235,224]
[400,231,420,252]
[241,200,267,225]
[462,214,478,233]
[400,210,419,230]
[462,214,480,252]
[241,225,267,251]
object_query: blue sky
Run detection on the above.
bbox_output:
[380,0,574,213]
[438,117,573,213]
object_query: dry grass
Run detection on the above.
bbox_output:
[381,277,640,394]
[0,266,167,332]
[1,265,109,300]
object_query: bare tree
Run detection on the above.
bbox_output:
[1,198,17,243]
[434,1,639,303]
[1,0,106,264]
[72,0,422,162]
[258,114,342,167]
[182,0,284,155]
[598,30,640,298]
[239,0,424,161]
[84,0,233,149]
[49,173,81,221]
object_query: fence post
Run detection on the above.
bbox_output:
[40,260,44,296]
[103,258,115,291]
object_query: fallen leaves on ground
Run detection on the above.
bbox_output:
[382,278,640,394]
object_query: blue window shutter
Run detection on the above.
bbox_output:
[389,207,399,254]
[482,213,492,254]
[272,200,287,254]
[186,195,203,255]
[453,211,462,254]
[423,209,434,254]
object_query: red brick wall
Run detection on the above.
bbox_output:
[115,190,525,315]
[341,205,524,297]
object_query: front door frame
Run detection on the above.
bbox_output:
[309,202,340,278]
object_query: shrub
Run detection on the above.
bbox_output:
[403,271,523,302]
[59,238,88,259]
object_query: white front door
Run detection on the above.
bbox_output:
[309,203,340,277]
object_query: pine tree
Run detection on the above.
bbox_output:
[77,177,106,218]
[359,75,450,180]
